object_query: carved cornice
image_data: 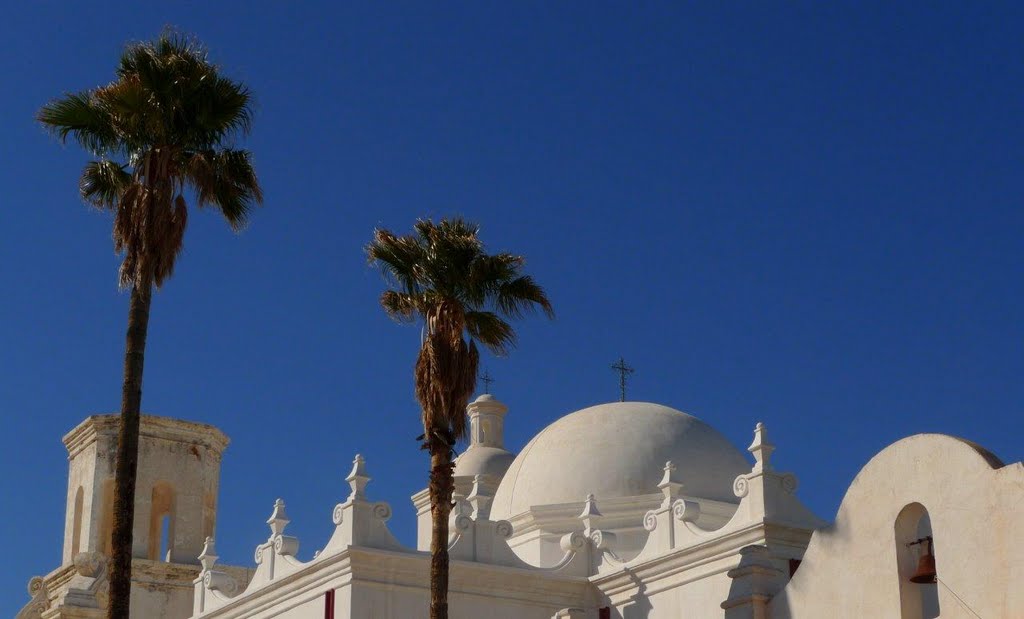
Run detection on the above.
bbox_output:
[63,414,229,459]
[590,522,781,596]
[505,493,737,539]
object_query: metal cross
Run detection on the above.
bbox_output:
[610,357,635,402]
[480,369,494,394]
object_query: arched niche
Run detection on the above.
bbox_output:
[894,502,940,619]
[148,482,177,562]
[71,487,84,556]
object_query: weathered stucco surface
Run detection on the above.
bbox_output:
[770,433,1024,619]
[18,415,251,619]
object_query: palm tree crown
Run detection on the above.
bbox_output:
[38,33,262,288]
[369,218,551,619]
[367,218,553,439]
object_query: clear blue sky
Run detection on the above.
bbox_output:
[3,2,1022,613]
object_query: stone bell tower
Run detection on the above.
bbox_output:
[18,414,234,619]
[61,414,229,564]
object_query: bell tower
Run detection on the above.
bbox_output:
[61,414,229,565]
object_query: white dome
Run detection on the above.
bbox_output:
[490,402,750,520]
[454,445,516,478]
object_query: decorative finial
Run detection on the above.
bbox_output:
[659,460,680,486]
[579,493,602,518]
[467,474,493,519]
[346,454,370,500]
[198,537,218,571]
[480,369,494,394]
[610,357,635,402]
[267,499,290,536]
[748,422,775,473]
[579,494,603,537]
[658,460,684,504]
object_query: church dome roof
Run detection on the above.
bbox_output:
[489,402,750,520]
[454,445,516,478]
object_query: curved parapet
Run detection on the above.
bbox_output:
[769,434,1023,618]
[17,552,110,618]
[193,455,413,616]
[320,454,408,555]
[15,577,49,619]
[624,422,823,570]
[192,452,600,616]
[192,498,306,615]
[448,496,596,577]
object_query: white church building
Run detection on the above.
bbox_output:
[18,394,1024,618]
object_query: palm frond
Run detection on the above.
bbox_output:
[367,228,426,295]
[193,76,253,142]
[38,92,119,155]
[465,311,515,356]
[79,160,131,209]
[495,275,554,319]
[186,149,262,229]
[463,253,521,306]
[93,78,154,149]
[380,290,420,322]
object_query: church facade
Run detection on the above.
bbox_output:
[18,395,1023,618]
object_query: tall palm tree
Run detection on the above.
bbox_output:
[38,34,262,619]
[367,219,553,619]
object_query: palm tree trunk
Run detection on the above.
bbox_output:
[106,277,153,619]
[428,433,455,619]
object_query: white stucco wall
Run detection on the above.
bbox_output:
[770,434,1024,619]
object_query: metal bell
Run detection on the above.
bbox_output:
[909,544,937,584]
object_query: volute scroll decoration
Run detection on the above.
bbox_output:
[733,475,750,498]
[781,473,798,494]
[494,520,514,539]
[642,510,659,532]
[672,498,701,523]
[27,576,45,597]
[560,531,587,552]
[274,533,299,556]
[372,502,393,521]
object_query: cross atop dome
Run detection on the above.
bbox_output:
[610,357,635,402]
[479,369,494,394]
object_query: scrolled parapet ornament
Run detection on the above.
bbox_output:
[642,510,659,532]
[254,543,267,565]
[781,473,798,494]
[274,534,299,557]
[560,531,587,552]
[453,512,473,533]
[494,520,514,539]
[672,498,701,523]
[590,529,617,550]
[16,576,49,619]
[733,475,750,498]
[27,576,45,597]
[372,502,392,521]
[203,570,239,595]
[450,499,473,533]
[332,503,345,525]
